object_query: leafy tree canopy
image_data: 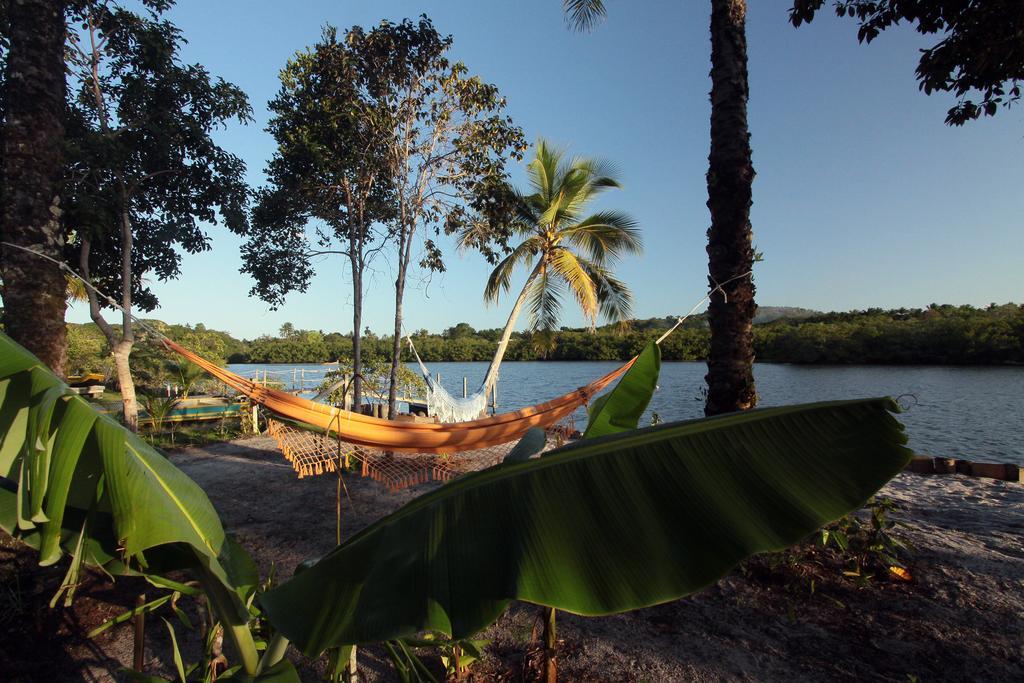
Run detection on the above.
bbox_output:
[241,24,396,308]
[62,0,252,311]
[790,0,1024,125]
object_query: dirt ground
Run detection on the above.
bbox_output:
[2,435,1022,681]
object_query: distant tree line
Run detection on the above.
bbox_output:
[756,304,1024,365]
[63,304,1024,379]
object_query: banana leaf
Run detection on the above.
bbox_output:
[261,397,912,654]
[0,332,252,622]
[583,341,661,439]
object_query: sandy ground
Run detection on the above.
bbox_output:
[3,435,1023,681]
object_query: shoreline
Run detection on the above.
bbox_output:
[230,359,1024,367]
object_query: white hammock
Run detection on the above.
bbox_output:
[407,338,491,422]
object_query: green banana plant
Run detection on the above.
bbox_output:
[1,331,912,676]
[583,341,661,439]
[0,332,292,681]
[261,394,911,654]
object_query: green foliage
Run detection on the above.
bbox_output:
[818,497,911,583]
[63,304,1024,369]
[742,496,913,611]
[140,393,181,438]
[66,323,112,376]
[100,566,292,682]
[62,0,252,312]
[117,325,234,395]
[583,341,661,438]
[241,25,394,310]
[386,634,488,682]
[362,16,527,254]
[3,331,911,677]
[404,303,1024,364]
[756,303,1024,364]
[261,397,911,654]
[66,320,236,393]
[0,331,262,674]
[174,361,206,399]
[563,0,608,32]
[145,421,246,451]
[790,0,1024,126]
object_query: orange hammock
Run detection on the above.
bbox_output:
[163,340,633,455]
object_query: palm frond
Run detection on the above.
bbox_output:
[515,190,544,227]
[549,247,598,323]
[559,157,621,217]
[527,139,564,201]
[563,0,607,32]
[526,265,564,333]
[577,256,634,323]
[569,157,621,190]
[484,237,541,303]
[502,140,638,330]
[538,191,578,229]
[564,211,643,264]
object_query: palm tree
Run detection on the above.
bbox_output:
[703,0,758,416]
[564,0,757,417]
[470,139,642,392]
[0,0,70,377]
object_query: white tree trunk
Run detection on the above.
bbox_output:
[481,260,544,391]
[112,340,138,432]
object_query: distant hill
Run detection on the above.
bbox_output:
[606,307,820,332]
[753,306,820,324]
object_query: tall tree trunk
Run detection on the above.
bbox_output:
[80,210,139,432]
[704,0,757,417]
[387,222,413,419]
[350,251,363,409]
[112,339,138,432]
[115,203,138,431]
[0,0,69,377]
[481,259,544,392]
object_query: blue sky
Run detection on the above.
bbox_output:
[66,0,1024,339]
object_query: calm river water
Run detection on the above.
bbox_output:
[228,361,1024,466]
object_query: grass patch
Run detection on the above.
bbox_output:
[144,419,247,450]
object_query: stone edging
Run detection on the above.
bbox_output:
[905,456,1021,483]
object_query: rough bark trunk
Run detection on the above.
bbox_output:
[704,0,757,417]
[481,259,544,392]
[0,0,69,376]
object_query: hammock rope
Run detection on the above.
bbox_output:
[164,338,628,455]
[1,240,752,490]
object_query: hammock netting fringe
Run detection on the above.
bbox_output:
[266,416,576,491]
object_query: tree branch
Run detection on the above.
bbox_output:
[79,236,118,347]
